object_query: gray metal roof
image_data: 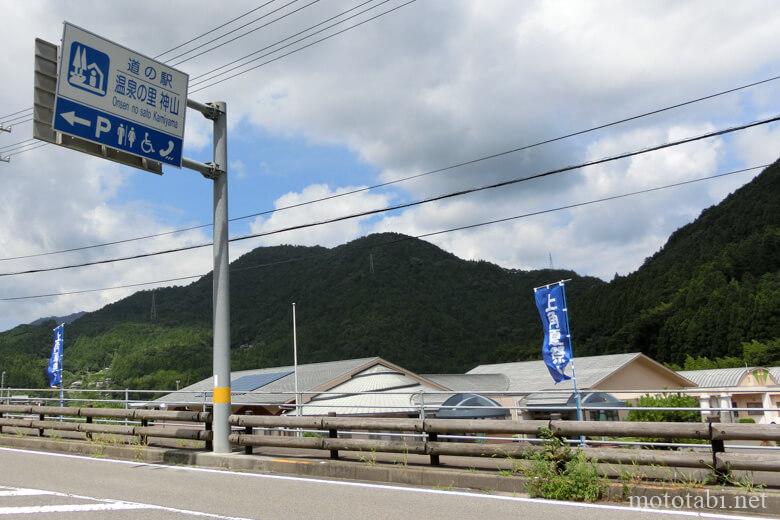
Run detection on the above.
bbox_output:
[678,367,777,388]
[155,357,380,406]
[466,353,643,392]
[771,367,780,384]
[421,373,510,392]
[292,364,436,416]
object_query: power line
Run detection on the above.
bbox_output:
[1,141,46,155]
[7,142,49,157]
[2,69,778,264]
[170,0,321,67]
[0,107,33,121]
[154,1,277,59]
[0,139,36,151]
[190,0,416,94]
[0,115,33,126]
[190,0,391,86]
[0,115,775,278]
[0,163,766,301]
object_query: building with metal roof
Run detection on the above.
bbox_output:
[467,353,695,420]
[676,366,780,424]
[420,373,510,392]
[155,357,449,417]
[678,367,777,388]
[468,352,694,392]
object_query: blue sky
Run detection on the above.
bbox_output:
[0,0,779,331]
[121,124,382,237]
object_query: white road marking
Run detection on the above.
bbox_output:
[0,503,150,515]
[0,489,53,497]
[0,484,254,519]
[0,446,765,520]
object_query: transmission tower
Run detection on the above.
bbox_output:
[150,291,158,321]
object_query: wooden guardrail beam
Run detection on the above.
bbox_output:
[711,423,780,441]
[551,420,710,439]
[424,418,548,435]
[717,453,780,472]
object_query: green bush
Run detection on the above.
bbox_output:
[626,393,701,423]
[523,428,603,502]
[738,417,756,424]
[626,393,705,446]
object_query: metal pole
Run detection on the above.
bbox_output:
[292,303,300,416]
[211,101,232,453]
[59,323,64,412]
[559,282,585,447]
[0,372,5,399]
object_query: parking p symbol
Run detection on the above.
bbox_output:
[95,116,111,139]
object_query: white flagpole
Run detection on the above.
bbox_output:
[558,282,585,447]
[292,303,300,416]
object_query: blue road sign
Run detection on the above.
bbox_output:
[53,96,183,166]
[52,23,188,169]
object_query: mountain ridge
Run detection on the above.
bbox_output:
[0,161,777,388]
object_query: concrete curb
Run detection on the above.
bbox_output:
[1,435,778,517]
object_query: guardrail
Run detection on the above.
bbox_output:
[228,414,780,476]
[0,405,213,446]
[2,404,780,478]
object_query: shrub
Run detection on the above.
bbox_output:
[627,393,701,423]
[523,428,603,502]
[738,417,756,424]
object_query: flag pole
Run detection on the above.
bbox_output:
[60,323,64,410]
[292,303,299,416]
[558,282,585,447]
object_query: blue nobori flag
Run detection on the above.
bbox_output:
[534,284,573,383]
[46,324,64,387]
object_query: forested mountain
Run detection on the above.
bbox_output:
[575,160,779,365]
[0,161,777,389]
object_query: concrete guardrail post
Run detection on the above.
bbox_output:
[244,410,253,455]
[328,412,339,460]
[707,416,727,483]
[205,416,213,451]
[428,431,440,466]
[140,418,148,445]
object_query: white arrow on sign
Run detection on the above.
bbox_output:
[60,111,91,127]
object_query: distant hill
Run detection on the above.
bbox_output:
[0,161,776,389]
[30,311,86,327]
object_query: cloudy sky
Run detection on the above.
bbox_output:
[0,0,778,331]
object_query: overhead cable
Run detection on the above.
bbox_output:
[0,163,765,301]
[0,114,775,277]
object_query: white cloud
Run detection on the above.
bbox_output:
[1,0,779,330]
[249,184,393,247]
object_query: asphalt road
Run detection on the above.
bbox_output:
[0,447,767,519]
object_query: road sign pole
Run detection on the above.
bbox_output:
[211,101,231,453]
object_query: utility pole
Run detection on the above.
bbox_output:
[210,101,232,454]
[180,99,232,453]
[0,371,5,400]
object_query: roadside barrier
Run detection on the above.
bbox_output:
[2,404,779,475]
